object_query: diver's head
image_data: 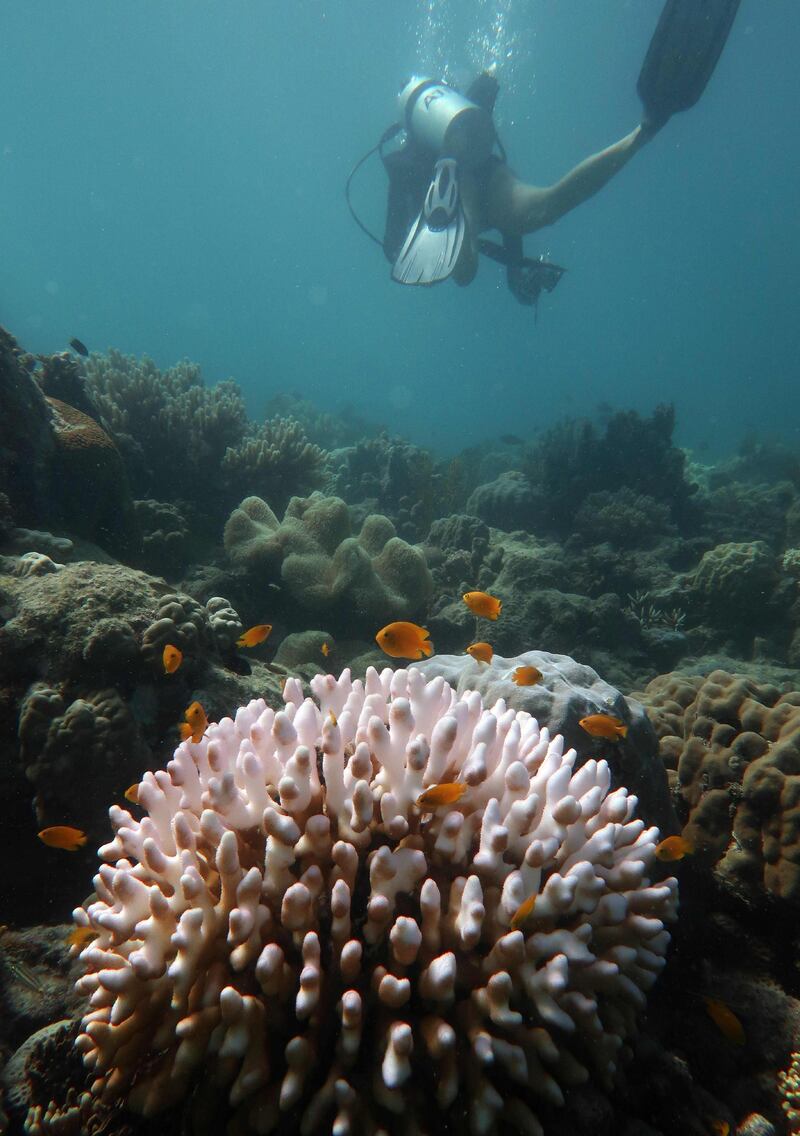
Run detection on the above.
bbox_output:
[397,76,494,168]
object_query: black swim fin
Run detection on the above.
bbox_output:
[638,0,741,130]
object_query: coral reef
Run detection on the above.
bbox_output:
[263,391,384,450]
[327,433,444,540]
[36,350,101,423]
[45,396,136,555]
[519,405,698,538]
[573,488,676,551]
[0,554,288,925]
[0,328,56,528]
[20,685,151,828]
[59,666,674,1134]
[133,498,191,576]
[466,470,538,533]
[424,513,491,594]
[224,494,432,630]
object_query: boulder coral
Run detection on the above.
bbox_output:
[19,685,151,828]
[224,494,432,628]
[690,541,778,625]
[637,669,800,905]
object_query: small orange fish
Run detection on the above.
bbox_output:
[375,621,433,660]
[655,834,693,862]
[180,701,208,743]
[512,665,542,687]
[237,624,272,648]
[579,713,628,741]
[703,997,745,1046]
[462,591,502,620]
[123,783,140,804]
[38,825,88,851]
[416,783,467,809]
[163,644,183,674]
[707,1121,730,1136]
[510,893,537,931]
[321,641,331,657]
[67,925,97,949]
[466,642,493,664]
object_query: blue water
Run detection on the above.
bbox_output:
[1,1,797,457]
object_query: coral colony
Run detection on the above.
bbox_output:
[69,667,676,1135]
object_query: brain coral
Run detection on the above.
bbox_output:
[45,396,136,554]
[66,667,676,1136]
[637,669,800,905]
[224,493,432,627]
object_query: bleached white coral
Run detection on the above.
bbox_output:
[70,667,677,1136]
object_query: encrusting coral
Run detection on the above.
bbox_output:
[59,667,676,1136]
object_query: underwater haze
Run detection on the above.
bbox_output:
[1,0,798,456]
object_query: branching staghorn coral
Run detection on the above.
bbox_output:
[84,348,249,504]
[221,417,325,511]
[63,666,677,1136]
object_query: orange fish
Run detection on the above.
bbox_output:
[703,997,745,1046]
[180,701,208,743]
[462,591,502,620]
[707,1122,730,1136]
[655,834,693,862]
[416,783,467,809]
[38,826,88,851]
[510,893,537,931]
[321,641,331,657]
[237,624,272,648]
[513,665,542,687]
[375,621,433,660]
[123,783,140,805]
[163,644,182,674]
[466,642,493,664]
[579,713,628,741]
[67,925,97,949]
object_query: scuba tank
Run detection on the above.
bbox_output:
[396,77,495,167]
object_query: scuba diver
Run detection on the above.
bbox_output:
[347,0,741,311]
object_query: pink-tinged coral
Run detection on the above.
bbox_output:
[69,667,677,1135]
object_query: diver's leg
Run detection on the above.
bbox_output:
[487,125,649,236]
[451,171,480,286]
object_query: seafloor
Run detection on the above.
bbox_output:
[1,326,799,1136]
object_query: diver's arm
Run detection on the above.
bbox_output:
[488,124,650,235]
